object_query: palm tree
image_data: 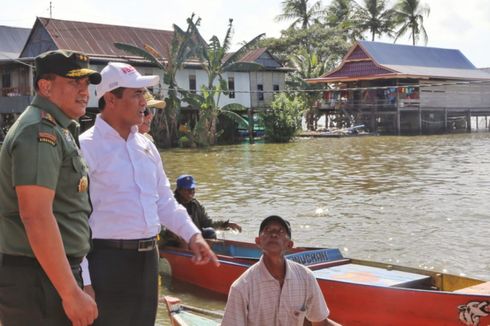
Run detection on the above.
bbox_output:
[353,0,396,41]
[275,0,324,29]
[393,0,430,45]
[325,0,365,41]
[325,0,352,27]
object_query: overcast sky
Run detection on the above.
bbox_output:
[1,0,489,67]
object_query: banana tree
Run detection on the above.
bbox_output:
[287,49,329,130]
[114,14,202,147]
[179,85,249,147]
[185,18,265,145]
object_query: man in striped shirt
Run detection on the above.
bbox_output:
[222,215,341,326]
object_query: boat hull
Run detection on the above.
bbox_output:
[159,242,490,326]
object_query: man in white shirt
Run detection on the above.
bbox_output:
[79,62,218,326]
[222,215,341,326]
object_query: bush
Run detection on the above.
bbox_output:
[261,93,304,143]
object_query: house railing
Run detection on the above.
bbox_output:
[1,86,31,97]
[0,95,34,113]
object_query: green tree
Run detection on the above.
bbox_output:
[287,49,329,131]
[325,0,352,27]
[393,0,430,45]
[353,0,396,41]
[260,23,351,70]
[324,0,364,41]
[115,14,202,148]
[262,93,304,143]
[179,85,249,147]
[275,0,324,29]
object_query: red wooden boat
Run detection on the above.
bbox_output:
[159,239,490,326]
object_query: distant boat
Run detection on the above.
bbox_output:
[299,124,379,138]
[161,295,222,326]
[159,239,490,326]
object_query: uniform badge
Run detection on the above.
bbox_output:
[78,176,88,192]
[38,132,57,146]
[63,129,73,143]
[41,111,57,126]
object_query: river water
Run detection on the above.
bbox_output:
[156,133,490,324]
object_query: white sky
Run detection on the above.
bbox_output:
[1,0,489,67]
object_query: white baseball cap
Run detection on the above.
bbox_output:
[96,62,160,99]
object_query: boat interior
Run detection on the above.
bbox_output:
[207,240,490,295]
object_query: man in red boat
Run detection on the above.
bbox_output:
[222,215,341,326]
[160,175,242,246]
[79,62,218,326]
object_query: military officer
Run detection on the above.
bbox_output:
[0,50,101,326]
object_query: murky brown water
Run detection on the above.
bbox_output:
[156,133,490,324]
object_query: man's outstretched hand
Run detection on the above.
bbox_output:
[188,233,220,267]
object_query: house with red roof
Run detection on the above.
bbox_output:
[308,41,490,134]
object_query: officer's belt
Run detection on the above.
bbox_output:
[0,253,83,268]
[93,237,157,252]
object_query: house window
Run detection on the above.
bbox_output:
[2,73,11,88]
[189,74,196,93]
[257,84,264,101]
[273,84,279,93]
[228,77,235,99]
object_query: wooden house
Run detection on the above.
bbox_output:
[0,25,31,140]
[1,17,288,134]
[308,41,490,134]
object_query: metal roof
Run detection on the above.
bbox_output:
[358,40,476,69]
[311,41,490,83]
[0,25,30,59]
[382,64,490,80]
[33,17,174,60]
[20,18,284,70]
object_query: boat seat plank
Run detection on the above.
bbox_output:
[454,281,490,295]
[312,263,431,288]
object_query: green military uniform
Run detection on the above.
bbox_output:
[0,95,91,258]
[0,49,100,326]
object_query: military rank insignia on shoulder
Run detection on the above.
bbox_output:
[41,111,57,126]
[38,132,57,146]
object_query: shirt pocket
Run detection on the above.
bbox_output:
[61,150,88,193]
[71,154,88,175]
[290,310,307,326]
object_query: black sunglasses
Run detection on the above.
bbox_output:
[143,108,156,116]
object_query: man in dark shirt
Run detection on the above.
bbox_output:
[161,175,241,245]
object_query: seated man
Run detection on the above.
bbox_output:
[222,215,342,326]
[160,175,241,246]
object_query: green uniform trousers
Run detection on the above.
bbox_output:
[0,254,83,326]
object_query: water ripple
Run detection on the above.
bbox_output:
[162,133,490,280]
